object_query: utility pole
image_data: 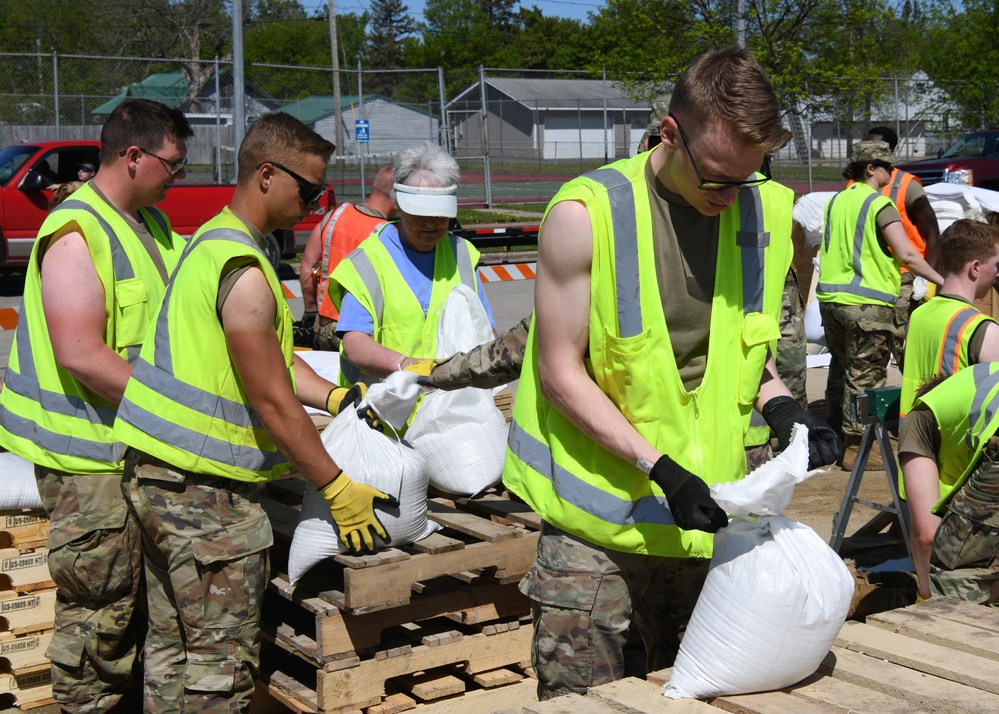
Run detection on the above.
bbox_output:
[329,0,343,157]
[737,0,746,49]
[233,0,246,176]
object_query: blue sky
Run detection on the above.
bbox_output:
[302,0,603,24]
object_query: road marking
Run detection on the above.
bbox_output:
[478,263,537,283]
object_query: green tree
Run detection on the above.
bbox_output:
[919,0,999,129]
[367,0,416,69]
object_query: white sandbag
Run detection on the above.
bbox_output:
[363,370,422,434]
[791,192,836,248]
[804,291,826,347]
[664,426,853,700]
[406,285,508,496]
[286,406,439,585]
[0,452,42,510]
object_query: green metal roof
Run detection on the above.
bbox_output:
[278,94,387,124]
[91,73,190,115]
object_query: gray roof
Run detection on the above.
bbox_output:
[449,77,649,111]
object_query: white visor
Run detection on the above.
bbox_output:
[394,182,458,218]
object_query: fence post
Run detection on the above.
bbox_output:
[479,65,492,208]
[52,52,60,139]
[602,69,608,164]
[358,60,365,194]
[232,0,246,176]
[215,56,222,182]
[806,117,813,193]
[577,100,583,173]
[438,67,449,153]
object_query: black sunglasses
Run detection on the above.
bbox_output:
[258,161,326,206]
[119,147,188,175]
[669,113,772,191]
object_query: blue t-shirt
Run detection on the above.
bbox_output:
[337,223,495,336]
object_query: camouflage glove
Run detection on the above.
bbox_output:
[319,474,398,555]
[326,384,366,416]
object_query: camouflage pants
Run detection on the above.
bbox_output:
[314,315,341,352]
[35,467,144,713]
[519,522,709,700]
[929,447,999,604]
[820,301,895,436]
[890,272,917,370]
[775,268,807,407]
[121,450,274,713]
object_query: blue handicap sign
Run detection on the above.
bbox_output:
[355,119,370,143]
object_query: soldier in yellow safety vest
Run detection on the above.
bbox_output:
[0,99,193,712]
[113,114,396,711]
[503,48,842,700]
[818,140,944,471]
[900,362,999,605]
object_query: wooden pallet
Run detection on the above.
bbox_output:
[414,597,999,714]
[261,481,540,614]
[0,589,56,636]
[0,666,53,711]
[0,514,48,552]
[259,482,540,712]
[262,619,533,714]
[0,549,53,594]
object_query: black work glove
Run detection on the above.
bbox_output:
[647,455,728,533]
[761,395,843,469]
[301,309,318,326]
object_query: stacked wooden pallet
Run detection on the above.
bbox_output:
[258,477,540,714]
[0,511,56,711]
[406,596,999,713]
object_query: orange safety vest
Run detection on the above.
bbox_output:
[317,204,388,320]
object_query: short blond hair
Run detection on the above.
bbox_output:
[669,48,789,152]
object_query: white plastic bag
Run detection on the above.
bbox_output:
[664,426,854,699]
[363,370,422,434]
[406,285,508,496]
[0,452,42,510]
[286,406,439,585]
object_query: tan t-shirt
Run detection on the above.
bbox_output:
[898,406,940,460]
[644,158,718,392]
[216,211,271,318]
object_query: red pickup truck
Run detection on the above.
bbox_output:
[0,140,334,267]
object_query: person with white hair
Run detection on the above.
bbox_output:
[329,143,496,396]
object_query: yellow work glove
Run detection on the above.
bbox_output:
[915,591,932,604]
[319,473,398,555]
[403,359,436,378]
[326,383,366,416]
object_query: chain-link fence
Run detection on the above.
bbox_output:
[0,51,992,205]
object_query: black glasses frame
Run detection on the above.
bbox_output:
[668,113,772,191]
[258,161,326,207]
[119,147,188,175]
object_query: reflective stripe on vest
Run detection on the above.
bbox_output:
[116,227,285,472]
[940,307,982,376]
[338,235,476,386]
[965,362,999,450]
[507,171,768,527]
[817,191,896,304]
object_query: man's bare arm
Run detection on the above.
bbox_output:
[40,232,132,404]
[222,266,340,488]
[900,452,942,599]
[909,196,940,270]
[299,220,324,313]
[535,200,660,467]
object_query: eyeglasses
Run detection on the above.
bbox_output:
[669,113,771,191]
[258,161,326,207]
[77,165,95,173]
[872,161,894,173]
[119,147,188,175]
